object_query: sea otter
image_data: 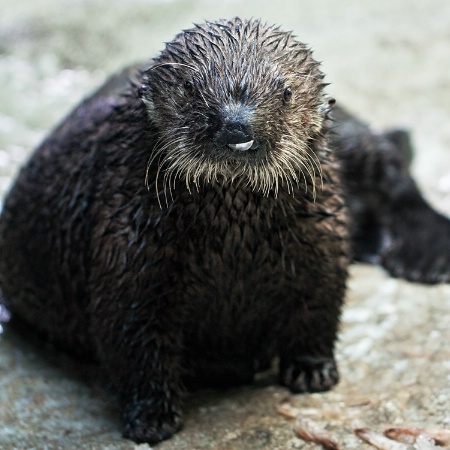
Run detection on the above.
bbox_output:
[0,18,449,444]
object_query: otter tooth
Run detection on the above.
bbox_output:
[228,140,254,151]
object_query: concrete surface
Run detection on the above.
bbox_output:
[0,0,449,449]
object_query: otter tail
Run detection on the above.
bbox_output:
[331,106,450,284]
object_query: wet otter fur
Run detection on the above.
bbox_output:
[1,18,449,444]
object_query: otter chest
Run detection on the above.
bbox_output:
[171,188,305,312]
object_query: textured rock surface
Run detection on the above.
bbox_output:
[0,0,449,449]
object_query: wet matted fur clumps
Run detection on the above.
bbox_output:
[1,17,449,444]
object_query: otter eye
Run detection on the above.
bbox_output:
[184,80,195,95]
[283,87,293,104]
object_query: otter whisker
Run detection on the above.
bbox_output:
[150,132,194,207]
[197,89,210,109]
[276,157,297,196]
[146,135,169,190]
[155,155,167,208]
[145,62,199,73]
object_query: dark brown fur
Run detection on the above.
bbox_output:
[0,18,449,444]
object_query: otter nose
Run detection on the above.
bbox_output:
[222,120,254,151]
[215,106,256,152]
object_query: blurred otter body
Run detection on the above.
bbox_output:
[1,18,449,444]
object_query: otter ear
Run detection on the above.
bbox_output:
[138,71,156,115]
[138,82,151,99]
[138,66,153,98]
[139,87,155,116]
[319,96,336,118]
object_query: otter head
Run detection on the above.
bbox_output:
[139,17,333,199]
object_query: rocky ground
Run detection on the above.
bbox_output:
[0,0,449,449]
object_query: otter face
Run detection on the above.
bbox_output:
[140,18,332,197]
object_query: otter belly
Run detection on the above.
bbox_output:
[182,276,284,386]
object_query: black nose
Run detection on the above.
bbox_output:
[215,107,255,151]
[222,119,253,143]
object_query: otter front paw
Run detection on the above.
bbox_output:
[280,356,339,393]
[122,398,183,444]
